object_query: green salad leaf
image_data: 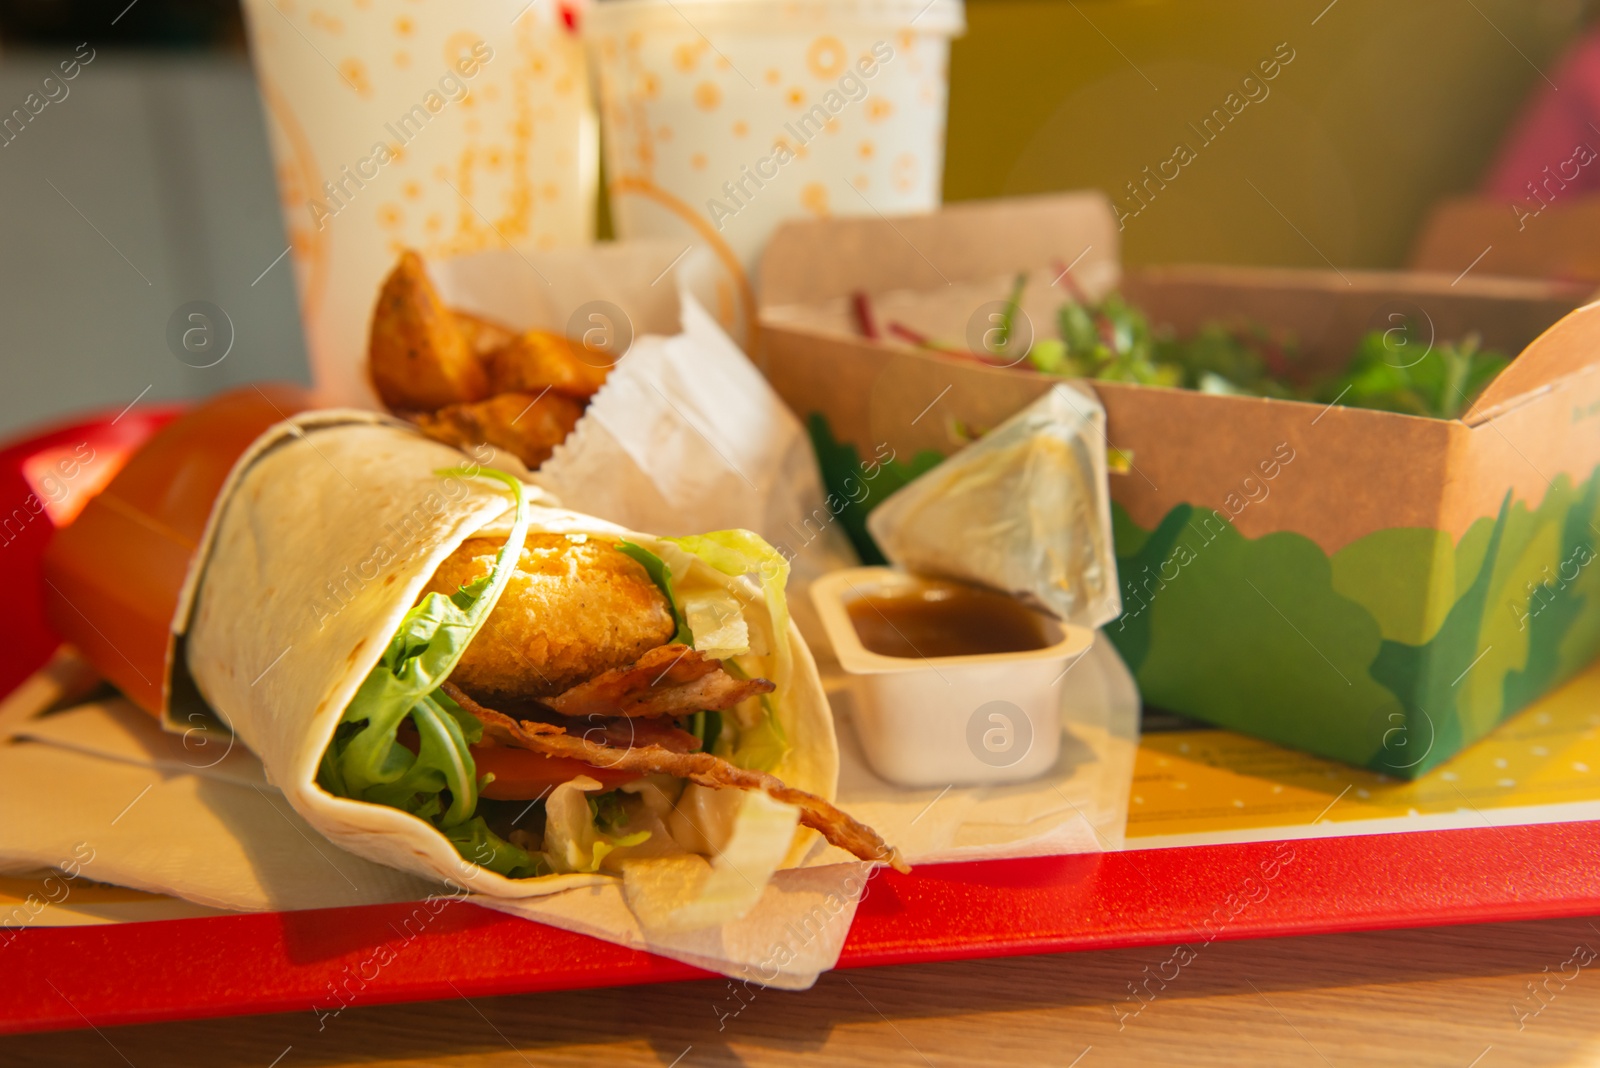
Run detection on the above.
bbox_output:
[665,532,796,774]
[317,466,544,879]
[616,540,692,645]
[1019,292,1506,420]
[1317,330,1509,420]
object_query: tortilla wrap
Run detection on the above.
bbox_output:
[172,412,838,904]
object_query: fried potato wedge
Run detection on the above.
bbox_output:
[368,250,489,410]
[455,310,517,364]
[412,390,584,471]
[489,329,611,400]
[425,533,677,697]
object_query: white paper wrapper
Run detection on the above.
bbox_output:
[867,384,1123,629]
[0,633,1135,984]
[239,0,597,408]
[427,246,851,565]
[1,701,865,987]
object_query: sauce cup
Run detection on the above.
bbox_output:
[810,566,1096,787]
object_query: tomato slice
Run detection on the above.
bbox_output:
[472,743,641,798]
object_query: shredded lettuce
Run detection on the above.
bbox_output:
[721,659,787,772]
[546,778,651,873]
[665,532,793,773]
[317,466,543,879]
[664,531,792,692]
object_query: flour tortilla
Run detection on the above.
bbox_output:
[172,412,836,898]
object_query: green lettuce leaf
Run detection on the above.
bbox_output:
[665,533,794,772]
[318,466,534,877]
[616,540,692,645]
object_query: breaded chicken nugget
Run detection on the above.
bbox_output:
[369,251,489,411]
[426,534,676,697]
[489,330,611,400]
[411,391,583,470]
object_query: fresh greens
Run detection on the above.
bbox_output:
[665,532,796,773]
[619,534,789,769]
[317,466,544,879]
[1315,332,1509,420]
[689,709,723,753]
[1005,274,1508,419]
[1027,293,1178,387]
[616,540,692,645]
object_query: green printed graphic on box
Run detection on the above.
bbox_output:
[1107,469,1600,777]
[805,415,944,566]
[804,412,1600,775]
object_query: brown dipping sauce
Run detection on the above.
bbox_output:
[846,578,1053,659]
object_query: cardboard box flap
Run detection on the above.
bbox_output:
[1467,299,1600,425]
[1411,193,1600,285]
[758,192,1120,309]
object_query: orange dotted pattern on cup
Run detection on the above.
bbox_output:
[591,14,953,347]
[694,81,721,111]
[807,35,846,79]
[800,182,829,217]
[242,0,593,345]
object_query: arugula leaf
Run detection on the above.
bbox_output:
[318,466,534,877]
[689,709,723,753]
[444,817,546,879]
[616,540,692,645]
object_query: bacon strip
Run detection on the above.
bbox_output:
[545,644,775,720]
[445,684,908,873]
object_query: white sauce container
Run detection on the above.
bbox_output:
[810,566,1095,787]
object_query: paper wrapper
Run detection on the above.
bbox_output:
[239,0,596,408]
[428,245,862,641]
[0,633,1134,984]
[587,0,964,349]
[867,385,1123,628]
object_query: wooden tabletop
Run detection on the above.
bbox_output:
[7,914,1599,1067]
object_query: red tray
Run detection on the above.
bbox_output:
[5,407,1600,1037]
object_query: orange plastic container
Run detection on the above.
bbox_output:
[43,384,312,716]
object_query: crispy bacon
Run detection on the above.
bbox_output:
[445,684,909,873]
[545,644,775,720]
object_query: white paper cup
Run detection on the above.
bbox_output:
[586,0,963,349]
[240,0,599,408]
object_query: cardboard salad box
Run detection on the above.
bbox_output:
[758,192,1600,777]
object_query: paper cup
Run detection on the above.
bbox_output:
[240,0,598,408]
[586,0,964,348]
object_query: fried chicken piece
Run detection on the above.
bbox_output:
[412,390,583,470]
[455,311,517,364]
[546,644,774,719]
[368,250,489,410]
[489,329,611,400]
[447,685,909,872]
[425,533,676,698]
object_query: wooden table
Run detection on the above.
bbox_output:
[7,914,1599,1067]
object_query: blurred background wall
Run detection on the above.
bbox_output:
[0,0,1592,436]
